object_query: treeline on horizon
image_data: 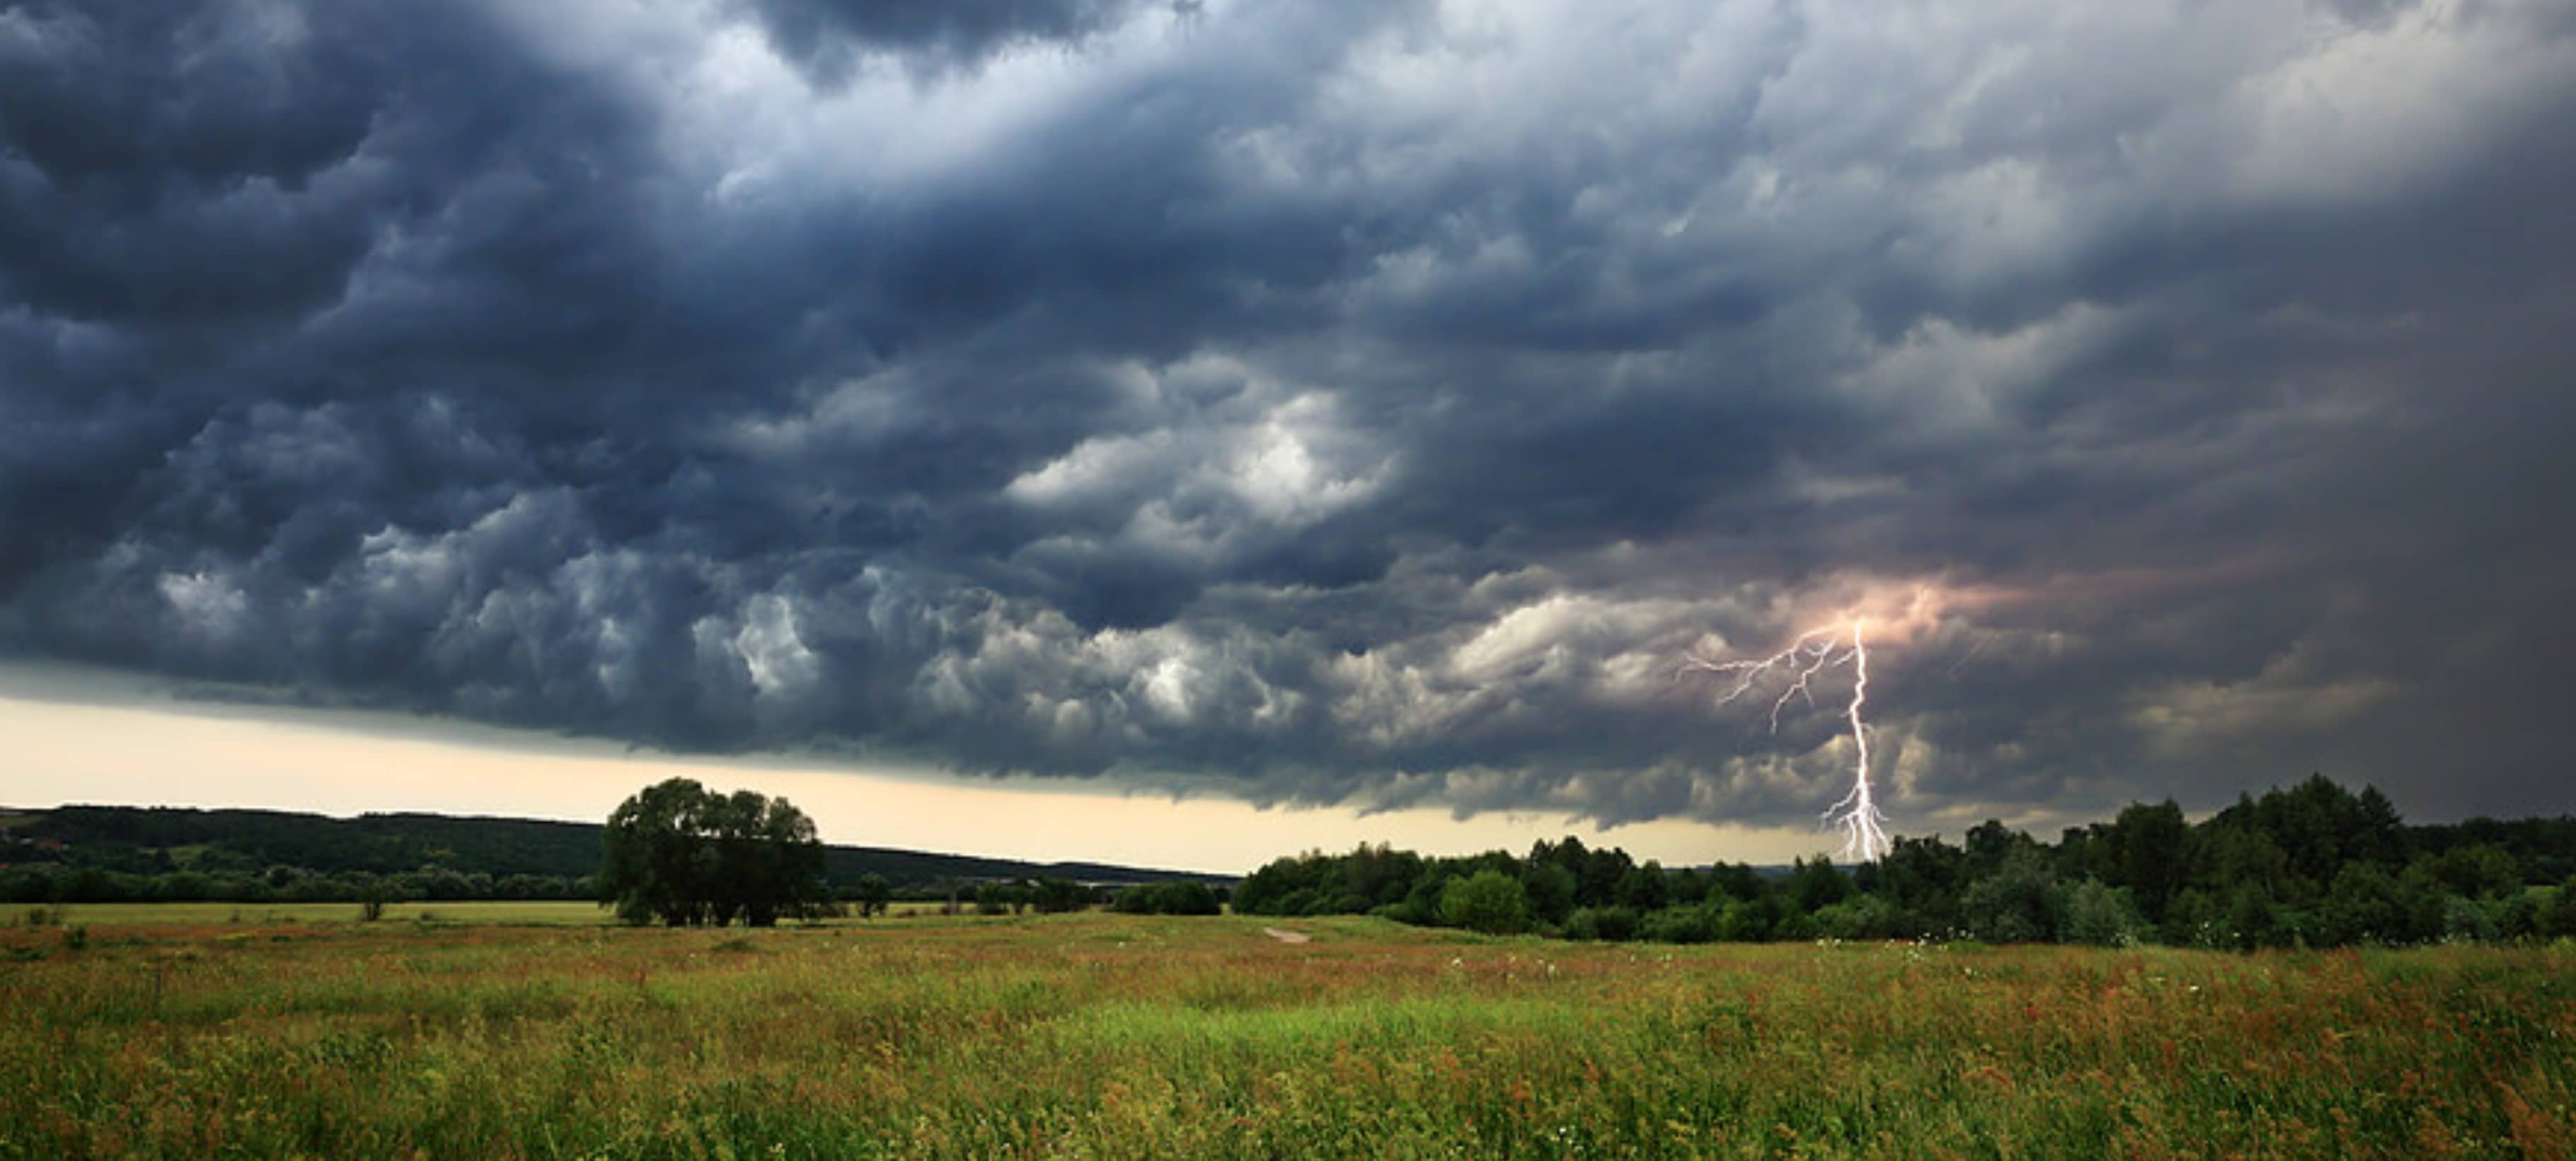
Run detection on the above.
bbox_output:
[0,804,1214,906]
[1235,776,2576,948]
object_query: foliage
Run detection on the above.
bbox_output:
[1438,871,1531,934]
[2542,879,2576,939]
[1232,774,2572,951]
[599,779,829,927]
[1112,881,1224,916]
[2064,879,2149,947]
[4,915,2570,1158]
[1959,854,2068,944]
[1,805,1210,901]
[1025,878,1096,914]
[1563,905,1638,942]
[1635,903,1716,944]
[846,874,892,917]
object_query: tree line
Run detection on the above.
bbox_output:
[1,803,1210,898]
[0,864,593,907]
[1233,776,2576,947]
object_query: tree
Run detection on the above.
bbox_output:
[1520,862,1579,926]
[1439,870,1531,934]
[850,874,893,917]
[2537,876,2576,939]
[1960,853,2067,944]
[1112,881,1221,915]
[1615,862,1672,911]
[2108,801,2188,922]
[1029,878,1092,914]
[599,779,827,927]
[1787,855,1849,913]
[2424,843,2520,899]
[2064,879,2147,946]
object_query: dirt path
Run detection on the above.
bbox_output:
[1262,927,1311,944]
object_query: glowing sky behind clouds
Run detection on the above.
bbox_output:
[3,0,2573,861]
[0,668,1817,871]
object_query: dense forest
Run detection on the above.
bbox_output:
[1234,777,2576,947]
[0,805,1216,905]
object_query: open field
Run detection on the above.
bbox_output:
[4,915,2570,1159]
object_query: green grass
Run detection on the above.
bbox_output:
[1,914,2569,1159]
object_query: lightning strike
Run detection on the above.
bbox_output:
[1685,619,1892,862]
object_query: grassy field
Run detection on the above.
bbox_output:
[2,914,2570,1159]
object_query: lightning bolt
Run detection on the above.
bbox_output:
[1684,619,1892,862]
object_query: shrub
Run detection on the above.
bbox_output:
[1714,897,1784,943]
[1112,881,1222,916]
[1367,901,1424,925]
[1638,904,1715,944]
[1960,855,2067,944]
[2491,891,2541,940]
[1812,894,1908,941]
[1438,871,1531,934]
[2442,896,2497,943]
[2538,879,2576,939]
[1564,906,1638,942]
[2064,880,2148,947]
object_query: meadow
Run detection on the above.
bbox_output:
[3,910,2570,1160]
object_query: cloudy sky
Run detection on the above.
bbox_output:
[3,0,2571,868]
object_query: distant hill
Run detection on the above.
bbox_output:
[1,804,1224,889]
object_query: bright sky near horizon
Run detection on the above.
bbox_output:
[0,671,1836,873]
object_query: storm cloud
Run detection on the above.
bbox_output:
[4,0,2573,835]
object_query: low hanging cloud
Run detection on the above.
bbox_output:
[4,0,2574,834]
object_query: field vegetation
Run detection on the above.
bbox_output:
[4,910,2570,1159]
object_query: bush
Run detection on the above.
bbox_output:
[2224,887,2295,951]
[1638,905,1715,944]
[1367,901,1425,925]
[1960,855,2067,944]
[2538,879,2576,939]
[1714,897,1784,943]
[2490,891,2541,940]
[1563,906,1638,942]
[2442,896,2497,943]
[1438,871,1531,934]
[2064,880,2148,947]
[1112,881,1223,916]
[1812,894,1908,941]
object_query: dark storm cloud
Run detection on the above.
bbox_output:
[742,0,1156,84]
[5,0,2575,837]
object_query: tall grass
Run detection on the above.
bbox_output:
[1,915,2568,1158]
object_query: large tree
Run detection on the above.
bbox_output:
[600,779,827,927]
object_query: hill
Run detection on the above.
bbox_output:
[0,805,1222,896]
